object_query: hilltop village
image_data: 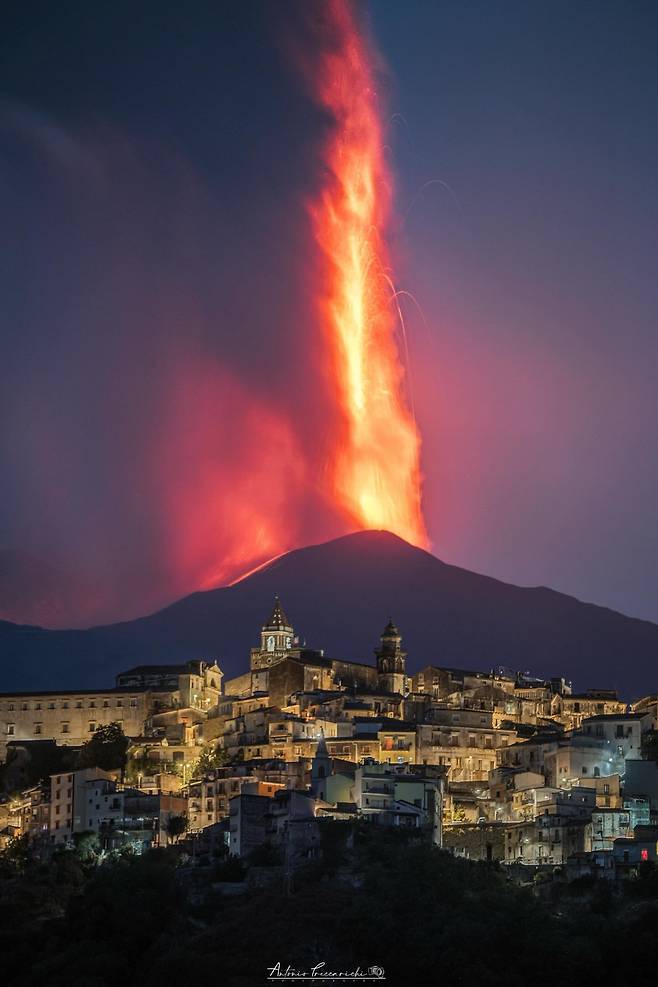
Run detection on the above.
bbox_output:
[2,597,658,878]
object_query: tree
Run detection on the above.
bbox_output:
[164,814,188,844]
[74,830,102,863]
[78,722,130,773]
[0,832,32,873]
[191,744,229,779]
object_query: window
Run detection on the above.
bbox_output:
[34,723,42,735]
[89,701,96,709]
[76,701,83,709]
[8,704,14,712]
[130,698,137,708]
[116,700,123,708]
[61,723,70,734]
[582,766,588,774]
[48,702,55,710]
[103,700,110,708]
[21,703,28,711]
[35,703,42,710]
[6,724,15,735]
[89,722,96,732]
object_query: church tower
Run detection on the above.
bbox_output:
[375,619,408,696]
[251,596,295,670]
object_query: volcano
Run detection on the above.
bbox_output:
[0,530,656,699]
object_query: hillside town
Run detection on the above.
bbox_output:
[2,597,658,881]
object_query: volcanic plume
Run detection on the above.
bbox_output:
[300,0,427,547]
[0,2,427,628]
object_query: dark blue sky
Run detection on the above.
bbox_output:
[1,1,656,625]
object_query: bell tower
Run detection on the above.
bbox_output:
[375,619,408,696]
[251,596,295,670]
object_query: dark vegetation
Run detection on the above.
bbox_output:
[1,823,658,986]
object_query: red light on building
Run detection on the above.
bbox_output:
[641,849,649,861]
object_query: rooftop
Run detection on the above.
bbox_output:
[0,686,173,698]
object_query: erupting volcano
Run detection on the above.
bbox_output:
[0,0,430,630]
[303,0,427,548]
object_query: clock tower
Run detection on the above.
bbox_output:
[375,619,408,696]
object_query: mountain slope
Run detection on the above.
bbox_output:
[0,549,104,629]
[0,531,656,698]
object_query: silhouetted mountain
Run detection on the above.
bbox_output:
[0,531,656,698]
[0,549,104,629]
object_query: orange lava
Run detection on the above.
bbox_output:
[306,0,427,547]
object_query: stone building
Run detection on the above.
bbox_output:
[49,766,115,844]
[49,767,186,848]
[229,788,320,863]
[0,660,223,762]
[187,773,284,831]
[0,689,161,761]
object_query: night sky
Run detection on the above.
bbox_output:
[1,1,656,626]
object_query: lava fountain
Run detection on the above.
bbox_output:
[303,0,428,547]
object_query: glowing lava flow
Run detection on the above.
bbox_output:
[306,0,428,547]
